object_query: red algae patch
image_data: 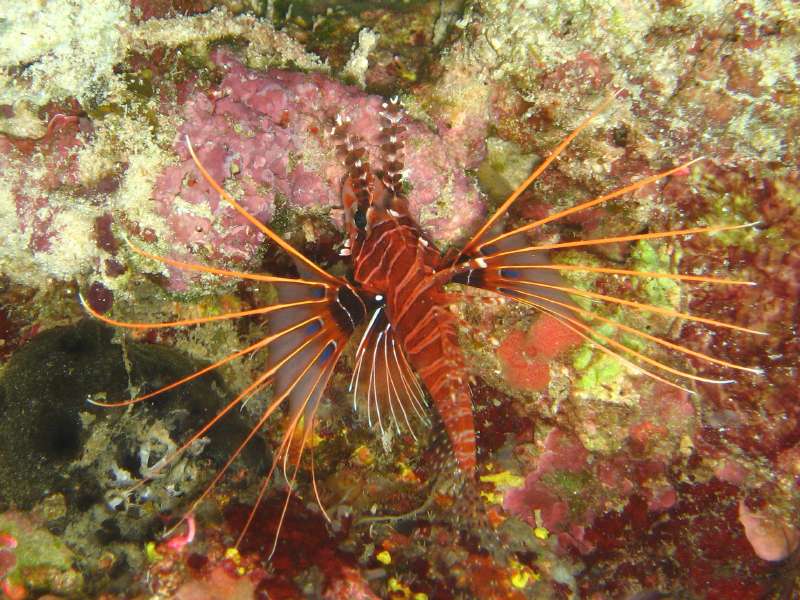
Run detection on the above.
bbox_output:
[497,314,582,392]
[173,565,256,600]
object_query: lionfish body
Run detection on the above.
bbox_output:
[83,87,763,549]
[334,100,477,473]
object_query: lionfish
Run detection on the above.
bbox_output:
[82,91,762,553]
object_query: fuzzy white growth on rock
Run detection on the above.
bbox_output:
[342,28,379,88]
[0,0,128,108]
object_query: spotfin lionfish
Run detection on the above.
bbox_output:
[82,91,763,555]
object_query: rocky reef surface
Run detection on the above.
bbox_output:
[1,0,798,598]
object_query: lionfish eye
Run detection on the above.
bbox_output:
[353,206,367,229]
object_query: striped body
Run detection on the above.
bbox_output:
[351,214,477,474]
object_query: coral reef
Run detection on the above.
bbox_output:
[0,0,798,598]
[0,0,128,134]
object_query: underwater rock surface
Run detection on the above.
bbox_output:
[0,0,798,598]
[0,320,263,596]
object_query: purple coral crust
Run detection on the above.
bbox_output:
[150,50,485,280]
[0,111,85,255]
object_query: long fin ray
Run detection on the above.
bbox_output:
[504,284,760,374]
[493,274,764,335]
[459,92,620,259]
[485,222,758,257]
[236,348,340,551]
[474,157,705,254]
[487,262,756,287]
[126,238,330,289]
[186,136,341,284]
[350,308,429,435]
[168,332,339,542]
[137,326,330,498]
[81,293,325,330]
[502,286,746,384]
[517,297,696,394]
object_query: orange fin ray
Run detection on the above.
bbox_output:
[125,238,331,289]
[475,157,705,253]
[236,350,340,554]
[487,222,759,257]
[505,284,761,377]
[88,315,323,408]
[492,274,766,336]
[517,297,697,394]
[90,335,270,409]
[460,91,620,258]
[80,293,326,330]
[185,136,341,284]
[165,331,339,543]
[131,326,331,510]
[488,262,756,287]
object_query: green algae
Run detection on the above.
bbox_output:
[0,511,83,597]
[575,349,624,393]
[630,240,681,311]
[476,137,539,203]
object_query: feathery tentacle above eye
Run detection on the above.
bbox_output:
[377,96,407,201]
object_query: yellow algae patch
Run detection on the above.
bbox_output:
[509,560,540,590]
[225,547,241,563]
[145,541,162,563]
[386,577,428,600]
[352,445,374,466]
[397,462,421,484]
[376,550,392,565]
[388,577,410,595]
[480,471,524,487]
[479,470,525,504]
[480,491,504,504]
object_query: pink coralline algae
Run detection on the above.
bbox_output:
[738,501,800,562]
[0,111,86,255]
[148,50,485,282]
[504,429,590,535]
[0,533,16,580]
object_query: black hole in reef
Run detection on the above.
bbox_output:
[58,328,95,354]
[36,410,82,461]
[117,445,142,478]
